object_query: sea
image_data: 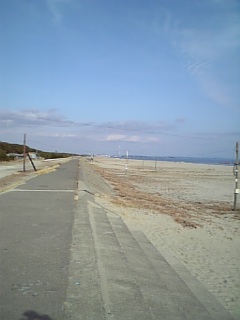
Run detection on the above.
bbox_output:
[113,155,235,166]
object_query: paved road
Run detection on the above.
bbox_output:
[0,159,78,320]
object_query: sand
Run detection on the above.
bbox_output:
[90,157,240,319]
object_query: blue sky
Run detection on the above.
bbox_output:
[0,0,239,157]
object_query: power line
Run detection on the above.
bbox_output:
[1,111,237,143]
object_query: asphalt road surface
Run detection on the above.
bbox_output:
[0,159,78,320]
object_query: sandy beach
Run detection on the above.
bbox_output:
[88,157,240,319]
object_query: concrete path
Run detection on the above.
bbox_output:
[0,158,235,320]
[0,159,78,320]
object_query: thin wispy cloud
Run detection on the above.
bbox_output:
[0,111,175,133]
[102,121,174,133]
[187,61,209,77]
[175,117,186,124]
[46,0,73,24]
[103,134,142,143]
[102,134,159,143]
[51,133,77,138]
[0,109,68,127]
[104,134,125,142]
[157,0,240,109]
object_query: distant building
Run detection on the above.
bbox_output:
[7,152,40,160]
[28,152,39,159]
[7,153,24,159]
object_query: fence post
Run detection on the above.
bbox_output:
[234,142,239,211]
[23,133,26,172]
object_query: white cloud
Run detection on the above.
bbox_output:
[127,135,141,142]
[104,134,126,141]
[0,119,14,126]
[103,134,142,142]
[52,133,77,138]
[101,134,160,144]
[143,137,159,143]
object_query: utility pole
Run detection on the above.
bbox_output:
[233,141,239,211]
[23,133,26,172]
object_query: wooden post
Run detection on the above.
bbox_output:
[23,133,26,172]
[125,150,128,174]
[27,153,37,171]
[233,142,239,211]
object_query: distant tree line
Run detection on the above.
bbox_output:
[37,151,74,159]
[0,141,76,161]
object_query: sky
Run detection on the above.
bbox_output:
[0,0,239,158]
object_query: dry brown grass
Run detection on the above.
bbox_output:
[0,164,59,193]
[0,171,32,192]
[91,163,235,228]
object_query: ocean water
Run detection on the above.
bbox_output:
[115,155,235,166]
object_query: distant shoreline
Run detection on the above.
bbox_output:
[112,155,235,166]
